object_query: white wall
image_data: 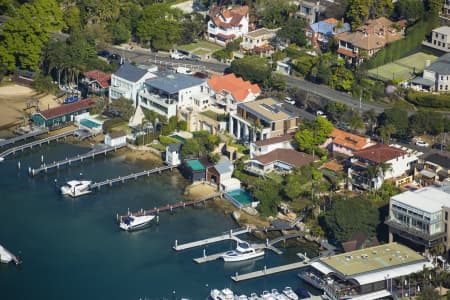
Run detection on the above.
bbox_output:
[384,154,418,179]
[250,141,293,158]
[104,135,127,147]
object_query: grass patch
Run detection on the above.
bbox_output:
[368,52,438,81]
[110,121,132,133]
[178,40,223,53]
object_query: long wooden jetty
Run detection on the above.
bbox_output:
[29,144,124,176]
[119,192,224,221]
[173,227,251,251]
[231,261,310,282]
[0,130,76,159]
[0,128,48,148]
[90,165,179,190]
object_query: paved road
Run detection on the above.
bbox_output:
[110,46,398,115]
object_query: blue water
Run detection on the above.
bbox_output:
[0,142,318,299]
[226,189,253,206]
[80,118,101,128]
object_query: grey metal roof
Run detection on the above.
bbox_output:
[114,63,149,83]
[145,72,205,94]
[167,143,182,152]
[425,53,450,75]
[214,160,233,175]
[411,77,435,86]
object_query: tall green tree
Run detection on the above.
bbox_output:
[277,18,308,46]
[252,178,282,217]
[294,117,333,155]
[230,56,272,84]
[378,107,409,137]
[136,4,182,50]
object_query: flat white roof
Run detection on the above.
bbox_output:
[392,186,450,214]
[433,26,450,36]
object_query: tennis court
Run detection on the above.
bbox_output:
[368,52,438,81]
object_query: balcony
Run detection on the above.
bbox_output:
[386,219,446,246]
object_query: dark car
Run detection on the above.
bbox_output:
[108,53,123,64]
[97,50,110,58]
[432,143,447,150]
[187,55,201,61]
[193,72,208,79]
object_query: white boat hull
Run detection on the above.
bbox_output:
[60,180,92,197]
[222,250,265,262]
[119,215,155,231]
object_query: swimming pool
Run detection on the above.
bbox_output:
[225,189,253,208]
[80,119,101,129]
[170,134,186,142]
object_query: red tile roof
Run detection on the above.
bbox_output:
[354,144,406,164]
[253,149,315,167]
[320,159,344,172]
[83,70,111,88]
[211,5,248,29]
[337,47,357,58]
[208,73,261,102]
[38,98,96,120]
[254,135,293,147]
[330,128,372,151]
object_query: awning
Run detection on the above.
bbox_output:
[411,77,434,87]
[274,161,293,170]
[310,261,335,275]
[351,261,433,285]
[420,169,437,178]
[349,290,392,300]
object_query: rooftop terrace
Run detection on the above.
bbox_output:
[320,243,425,276]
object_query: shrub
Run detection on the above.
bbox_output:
[159,135,180,146]
[406,91,450,109]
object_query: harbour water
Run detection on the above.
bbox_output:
[0,142,319,299]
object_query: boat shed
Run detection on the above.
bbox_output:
[32,98,95,128]
[310,243,432,296]
[104,130,127,147]
[179,158,213,183]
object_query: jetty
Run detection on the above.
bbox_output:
[0,127,48,148]
[90,164,179,190]
[119,192,224,221]
[173,227,251,251]
[231,261,310,282]
[0,130,76,159]
[29,144,125,176]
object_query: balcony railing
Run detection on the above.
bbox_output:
[386,219,445,241]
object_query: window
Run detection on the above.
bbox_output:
[271,123,275,130]
[439,42,442,47]
[446,211,448,221]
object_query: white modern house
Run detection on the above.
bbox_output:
[138,72,208,118]
[109,64,156,106]
[104,131,127,147]
[207,5,249,45]
[425,26,450,52]
[387,185,450,251]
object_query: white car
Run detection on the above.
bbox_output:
[284,97,295,105]
[415,140,429,147]
[170,52,185,60]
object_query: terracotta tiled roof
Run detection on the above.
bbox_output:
[324,18,338,25]
[354,144,406,164]
[216,33,235,39]
[83,70,111,88]
[337,47,356,58]
[208,73,261,102]
[336,17,406,51]
[320,159,344,172]
[211,5,248,29]
[253,149,315,167]
[330,128,372,151]
[254,135,293,147]
[38,98,95,120]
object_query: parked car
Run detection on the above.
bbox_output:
[415,140,429,147]
[284,97,295,105]
[176,67,192,75]
[108,53,123,64]
[97,50,110,58]
[432,143,447,150]
[187,55,201,61]
[170,51,185,60]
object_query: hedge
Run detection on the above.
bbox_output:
[406,91,450,109]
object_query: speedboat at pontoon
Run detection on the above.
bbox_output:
[260,291,275,300]
[282,287,298,300]
[271,289,289,300]
[222,241,264,262]
[210,288,235,300]
[60,180,92,197]
[119,215,155,231]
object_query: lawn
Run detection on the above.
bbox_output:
[368,52,438,81]
[178,40,223,53]
[110,121,132,133]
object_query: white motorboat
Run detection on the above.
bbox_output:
[248,293,260,300]
[235,295,249,300]
[0,244,21,265]
[119,215,155,231]
[210,288,235,300]
[260,291,275,300]
[282,287,298,300]
[271,289,289,300]
[222,242,264,262]
[60,180,92,197]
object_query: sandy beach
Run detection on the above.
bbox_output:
[0,84,59,137]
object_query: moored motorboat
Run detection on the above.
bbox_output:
[248,293,260,300]
[260,291,275,300]
[119,215,155,231]
[60,180,92,197]
[222,241,264,262]
[282,287,298,300]
[0,244,21,265]
[210,288,235,300]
